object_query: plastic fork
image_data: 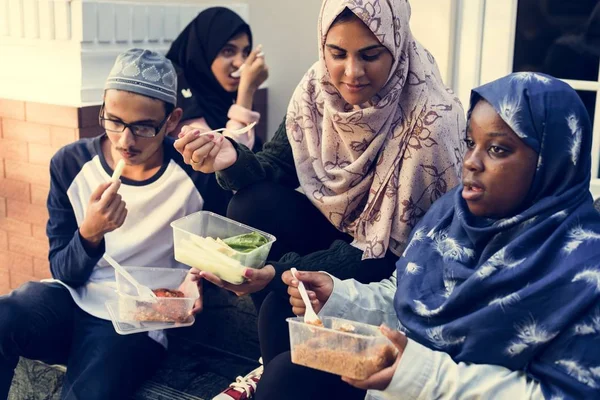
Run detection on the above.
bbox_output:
[104,254,157,302]
[199,121,257,137]
[290,268,322,325]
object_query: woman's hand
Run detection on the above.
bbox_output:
[342,325,408,391]
[174,126,238,173]
[282,270,334,316]
[198,265,275,297]
[239,46,269,93]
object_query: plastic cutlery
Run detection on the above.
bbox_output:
[290,268,322,325]
[199,121,257,137]
[103,254,157,301]
[230,49,265,78]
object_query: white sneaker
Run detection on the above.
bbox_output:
[212,359,263,400]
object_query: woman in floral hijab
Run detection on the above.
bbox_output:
[284,0,466,260]
[177,0,464,287]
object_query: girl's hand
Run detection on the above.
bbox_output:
[342,325,407,391]
[239,46,269,92]
[282,270,333,316]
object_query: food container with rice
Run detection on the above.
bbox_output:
[287,317,397,380]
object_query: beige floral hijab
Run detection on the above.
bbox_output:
[286,0,465,258]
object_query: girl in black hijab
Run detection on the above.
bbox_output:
[166,7,268,150]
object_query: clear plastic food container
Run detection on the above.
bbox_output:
[287,317,397,380]
[113,267,198,325]
[171,211,276,285]
[105,301,195,335]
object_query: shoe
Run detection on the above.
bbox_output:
[212,359,263,400]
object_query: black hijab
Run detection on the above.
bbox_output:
[166,7,252,129]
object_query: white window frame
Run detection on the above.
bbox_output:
[451,0,600,198]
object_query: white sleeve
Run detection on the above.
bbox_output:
[367,339,544,400]
[318,271,398,329]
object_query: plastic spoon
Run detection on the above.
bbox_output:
[230,50,265,78]
[103,254,157,301]
[290,268,322,325]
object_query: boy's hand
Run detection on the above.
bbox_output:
[79,181,127,247]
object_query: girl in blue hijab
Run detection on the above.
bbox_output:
[276,72,600,400]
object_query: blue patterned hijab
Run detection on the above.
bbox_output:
[395,72,600,399]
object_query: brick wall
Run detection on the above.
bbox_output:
[0,99,102,295]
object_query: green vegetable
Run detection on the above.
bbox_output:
[222,232,268,253]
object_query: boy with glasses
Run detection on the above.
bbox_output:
[0,49,231,400]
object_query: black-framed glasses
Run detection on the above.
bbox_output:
[98,103,170,138]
